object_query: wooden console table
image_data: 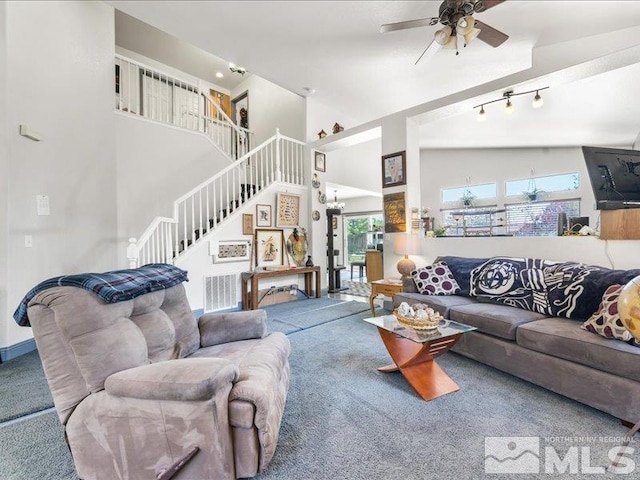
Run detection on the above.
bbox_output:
[241,266,321,310]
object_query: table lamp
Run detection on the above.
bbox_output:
[393,234,421,279]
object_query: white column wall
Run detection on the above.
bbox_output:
[2,1,117,348]
[381,116,421,279]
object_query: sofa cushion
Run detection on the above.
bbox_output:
[449,303,547,340]
[410,262,461,295]
[393,292,477,318]
[517,317,640,383]
[581,285,635,343]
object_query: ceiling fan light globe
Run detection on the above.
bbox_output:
[464,27,481,46]
[443,33,458,50]
[532,93,544,109]
[434,26,452,45]
[457,15,475,34]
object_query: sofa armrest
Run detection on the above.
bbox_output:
[199,309,267,347]
[104,358,238,401]
[402,277,418,293]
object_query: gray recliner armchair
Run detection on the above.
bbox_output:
[27,282,290,480]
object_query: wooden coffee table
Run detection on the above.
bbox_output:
[364,315,476,401]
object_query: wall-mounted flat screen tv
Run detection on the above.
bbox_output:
[582,146,640,210]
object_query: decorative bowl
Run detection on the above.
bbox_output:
[393,308,442,331]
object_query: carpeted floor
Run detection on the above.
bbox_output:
[1,301,635,479]
[0,350,53,423]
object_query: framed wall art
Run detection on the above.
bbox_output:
[256,204,272,227]
[314,151,326,172]
[211,240,252,264]
[276,192,300,227]
[383,191,407,233]
[242,213,253,235]
[381,151,406,188]
[254,229,284,267]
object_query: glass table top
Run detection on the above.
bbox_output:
[364,315,477,344]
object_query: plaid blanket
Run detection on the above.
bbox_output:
[14,263,188,327]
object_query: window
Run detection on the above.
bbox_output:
[506,199,580,236]
[442,183,496,202]
[505,173,579,197]
[441,206,500,236]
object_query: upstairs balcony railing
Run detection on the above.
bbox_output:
[115,54,252,159]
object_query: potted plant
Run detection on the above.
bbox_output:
[522,187,545,202]
[461,189,476,207]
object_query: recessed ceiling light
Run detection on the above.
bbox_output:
[216,72,224,79]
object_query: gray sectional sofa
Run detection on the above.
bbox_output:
[394,256,640,423]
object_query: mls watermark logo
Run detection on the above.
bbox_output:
[485,437,541,474]
[485,436,636,475]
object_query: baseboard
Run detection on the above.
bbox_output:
[0,338,37,363]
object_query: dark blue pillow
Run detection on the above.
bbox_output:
[435,256,489,297]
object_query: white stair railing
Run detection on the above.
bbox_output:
[128,130,306,267]
[115,54,253,159]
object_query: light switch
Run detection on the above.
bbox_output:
[37,195,50,216]
[25,235,33,248]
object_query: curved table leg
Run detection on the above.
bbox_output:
[377,328,462,401]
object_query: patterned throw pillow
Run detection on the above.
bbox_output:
[581,285,633,342]
[411,262,461,295]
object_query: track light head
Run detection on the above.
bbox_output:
[532,91,544,108]
[477,105,487,122]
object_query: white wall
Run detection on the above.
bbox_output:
[365,145,640,279]
[306,97,359,143]
[0,2,9,352]
[420,147,598,228]
[115,115,232,266]
[407,236,640,272]
[231,75,306,145]
[2,1,117,348]
[325,138,381,193]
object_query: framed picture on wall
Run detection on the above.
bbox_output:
[383,191,407,233]
[212,240,252,264]
[254,229,284,267]
[242,214,253,235]
[276,192,300,227]
[256,204,272,227]
[381,151,406,188]
[314,151,326,172]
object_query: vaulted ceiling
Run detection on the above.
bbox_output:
[109,1,640,148]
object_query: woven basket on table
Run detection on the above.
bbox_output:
[393,308,441,331]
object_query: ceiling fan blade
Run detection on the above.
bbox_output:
[380,17,438,33]
[474,20,509,47]
[415,38,441,65]
[474,0,506,13]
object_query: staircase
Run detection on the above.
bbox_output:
[128,129,306,267]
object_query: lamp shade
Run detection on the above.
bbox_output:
[393,234,422,256]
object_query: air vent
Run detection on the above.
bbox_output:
[204,274,238,312]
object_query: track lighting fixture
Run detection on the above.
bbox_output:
[229,63,247,75]
[474,86,548,120]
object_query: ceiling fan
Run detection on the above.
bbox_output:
[381,0,509,64]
